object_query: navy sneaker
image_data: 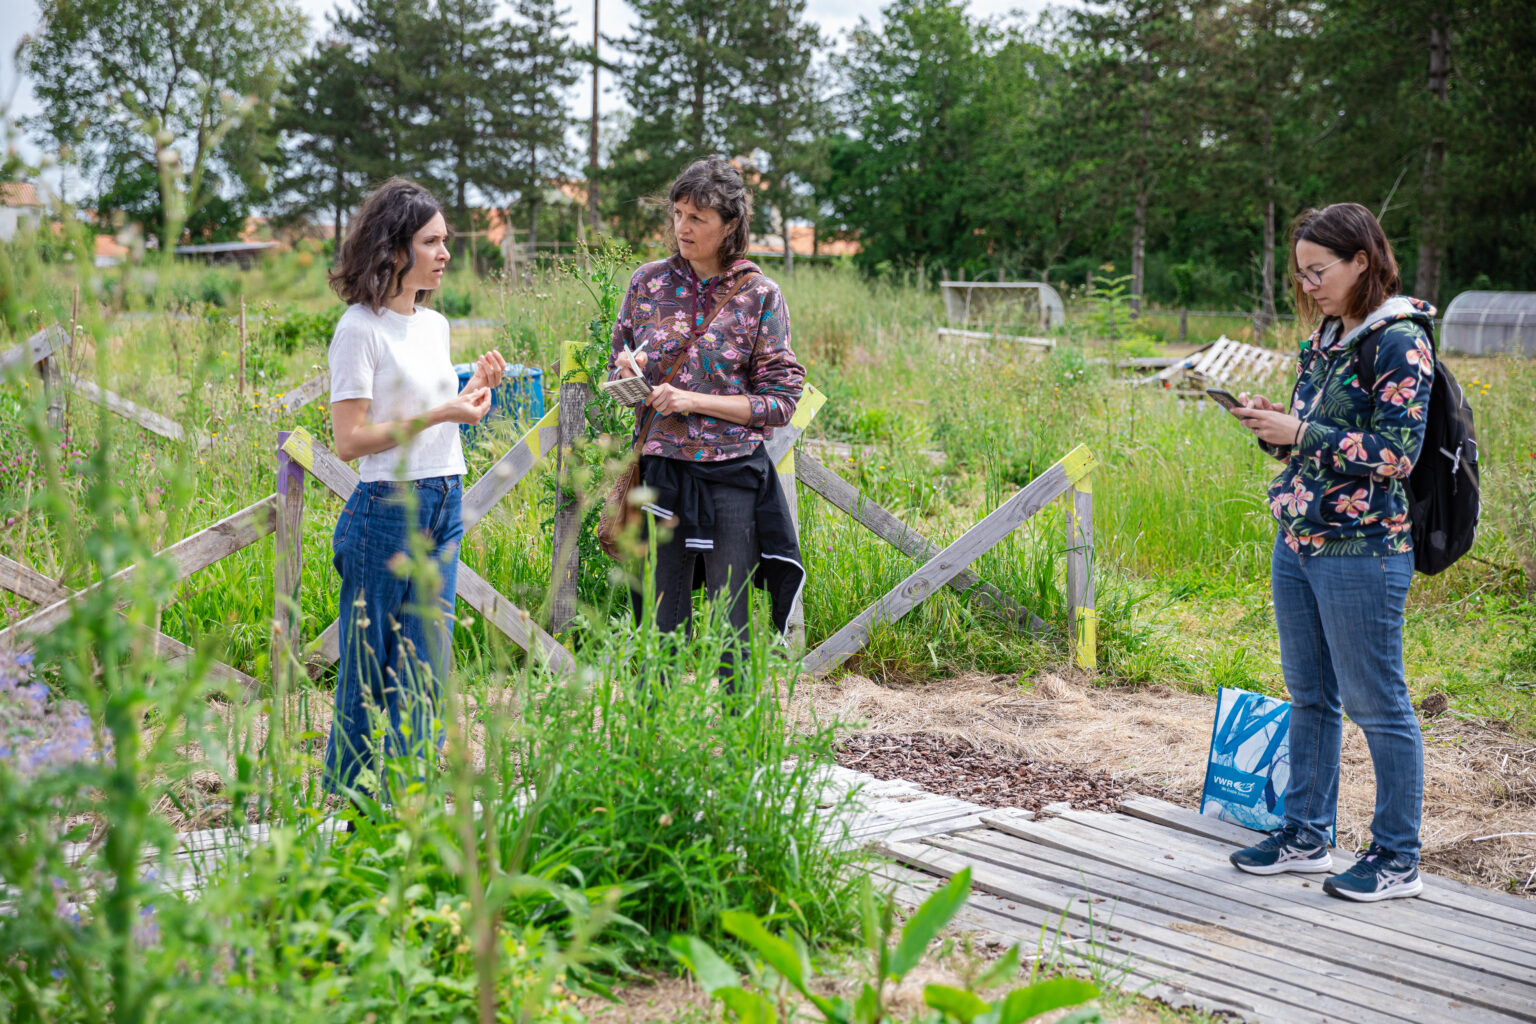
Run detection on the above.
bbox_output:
[1229,823,1333,875]
[1323,844,1423,902]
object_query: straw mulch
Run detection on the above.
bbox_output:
[794,670,1536,899]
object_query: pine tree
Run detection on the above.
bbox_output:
[271,36,383,241]
[605,0,741,238]
[732,0,827,275]
[505,0,579,255]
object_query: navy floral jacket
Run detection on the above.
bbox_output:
[607,256,805,462]
[1268,296,1436,557]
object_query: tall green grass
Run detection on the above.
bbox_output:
[3,255,1533,702]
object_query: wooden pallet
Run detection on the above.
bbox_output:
[1138,336,1287,391]
[880,794,1536,1024]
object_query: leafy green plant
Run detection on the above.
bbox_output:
[671,867,1100,1024]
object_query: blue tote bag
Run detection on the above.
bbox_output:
[1200,687,1292,832]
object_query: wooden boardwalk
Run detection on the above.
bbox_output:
[820,766,1536,1024]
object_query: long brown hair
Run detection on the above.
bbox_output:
[329,178,446,312]
[1288,203,1400,323]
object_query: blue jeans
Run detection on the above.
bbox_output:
[1271,532,1422,860]
[324,477,463,796]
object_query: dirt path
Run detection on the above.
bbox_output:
[796,670,1536,898]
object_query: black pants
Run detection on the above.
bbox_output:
[634,480,759,693]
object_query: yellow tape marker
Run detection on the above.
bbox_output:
[522,404,561,461]
[560,340,590,385]
[1075,608,1099,670]
[1073,473,1093,494]
[1057,444,1097,485]
[777,380,828,474]
[280,425,316,473]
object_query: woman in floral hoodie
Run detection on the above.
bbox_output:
[1226,203,1433,903]
[608,157,806,695]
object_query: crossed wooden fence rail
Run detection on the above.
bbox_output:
[3,326,1099,689]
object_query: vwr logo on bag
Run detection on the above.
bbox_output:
[1200,688,1293,833]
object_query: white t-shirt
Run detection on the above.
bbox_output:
[328,304,467,483]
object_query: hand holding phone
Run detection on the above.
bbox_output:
[1205,387,1241,411]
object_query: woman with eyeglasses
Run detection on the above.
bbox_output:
[1224,202,1435,902]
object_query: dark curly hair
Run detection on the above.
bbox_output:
[329,178,445,312]
[1289,203,1401,324]
[666,157,752,266]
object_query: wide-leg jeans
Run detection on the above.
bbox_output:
[323,476,462,795]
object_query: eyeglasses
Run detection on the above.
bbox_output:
[1293,257,1344,287]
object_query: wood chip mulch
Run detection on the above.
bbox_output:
[836,732,1176,815]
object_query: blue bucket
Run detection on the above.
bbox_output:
[453,363,545,438]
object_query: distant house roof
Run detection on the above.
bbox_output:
[95,234,129,260]
[173,241,279,255]
[2,182,43,208]
[748,224,861,259]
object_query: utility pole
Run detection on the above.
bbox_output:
[588,0,600,234]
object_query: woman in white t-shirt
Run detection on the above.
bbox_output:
[322,177,504,802]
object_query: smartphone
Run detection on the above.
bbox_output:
[1205,387,1242,411]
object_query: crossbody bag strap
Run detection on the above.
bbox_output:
[630,275,754,452]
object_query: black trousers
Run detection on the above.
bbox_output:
[633,479,759,693]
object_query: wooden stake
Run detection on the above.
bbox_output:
[273,432,306,697]
[239,299,247,396]
[550,343,590,633]
[1065,478,1096,670]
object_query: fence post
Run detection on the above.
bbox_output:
[1178,308,1189,345]
[239,299,248,396]
[274,431,306,698]
[550,341,590,633]
[1065,473,1096,670]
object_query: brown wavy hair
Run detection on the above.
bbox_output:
[329,178,446,312]
[665,157,753,267]
[1288,203,1400,323]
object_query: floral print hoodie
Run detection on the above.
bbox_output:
[607,255,805,462]
[1269,296,1435,556]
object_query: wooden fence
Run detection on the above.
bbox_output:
[5,324,1099,688]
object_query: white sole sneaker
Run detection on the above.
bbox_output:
[1230,849,1334,875]
[1323,874,1424,901]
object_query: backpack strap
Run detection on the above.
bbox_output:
[1356,315,1437,396]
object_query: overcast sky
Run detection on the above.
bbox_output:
[1,0,1065,194]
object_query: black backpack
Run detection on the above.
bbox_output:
[1358,320,1480,575]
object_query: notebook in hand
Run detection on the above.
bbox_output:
[601,374,652,407]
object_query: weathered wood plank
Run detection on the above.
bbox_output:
[272,435,305,696]
[304,439,359,500]
[1119,795,1536,924]
[884,839,1424,1024]
[0,552,64,605]
[1064,479,1094,669]
[455,564,574,675]
[802,446,1093,676]
[936,327,1056,350]
[0,323,69,373]
[1056,806,1536,961]
[305,619,341,678]
[0,496,278,646]
[796,451,1048,633]
[873,863,1281,1024]
[269,371,330,416]
[0,554,257,692]
[964,820,1536,1015]
[549,377,589,633]
[66,373,190,443]
[460,405,560,529]
[920,831,1491,1024]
